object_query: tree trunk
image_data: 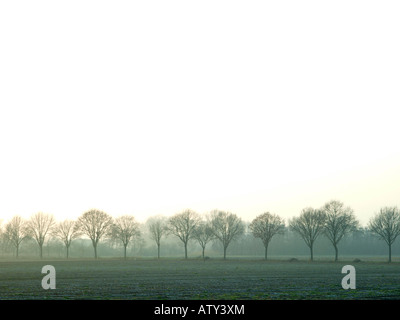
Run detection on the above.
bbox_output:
[66,245,69,259]
[334,244,338,262]
[16,244,19,259]
[310,245,313,261]
[93,244,98,259]
[39,244,43,259]
[184,242,188,259]
[389,243,392,263]
[157,243,160,259]
[202,247,205,261]
[124,244,127,260]
[264,244,269,260]
[223,246,227,260]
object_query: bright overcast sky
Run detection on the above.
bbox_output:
[0,1,399,226]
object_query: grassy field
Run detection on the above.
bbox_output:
[0,258,400,300]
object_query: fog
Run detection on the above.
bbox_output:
[1,223,396,261]
[1,1,399,229]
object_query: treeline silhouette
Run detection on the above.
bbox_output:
[1,200,399,262]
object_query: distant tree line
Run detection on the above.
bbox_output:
[1,200,400,263]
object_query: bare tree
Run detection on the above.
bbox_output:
[52,219,81,259]
[249,212,285,260]
[368,206,400,263]
[26,212,56,259]
[289,207,326,261]
[75,209,113,259]
[4,216,28,258]
[147,215,168,259]
[110,215,140,259]
[167,209,200,259]
[192,218,214,260]
[209,210,245,260]
[0,221,5,255]
[322,200,359,261]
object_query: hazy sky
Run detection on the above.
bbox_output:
[1,1,399,226]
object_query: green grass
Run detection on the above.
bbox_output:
[0,258,400,299]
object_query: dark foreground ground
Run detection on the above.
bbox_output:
[0,258,399,299]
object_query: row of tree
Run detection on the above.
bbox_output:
[2,200,400,262]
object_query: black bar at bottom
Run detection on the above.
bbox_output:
[0,300,395,319]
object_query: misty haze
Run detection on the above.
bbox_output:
[1,204,400,299]
[1,0,400,302]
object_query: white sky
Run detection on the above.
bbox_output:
[0,1,399,226]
